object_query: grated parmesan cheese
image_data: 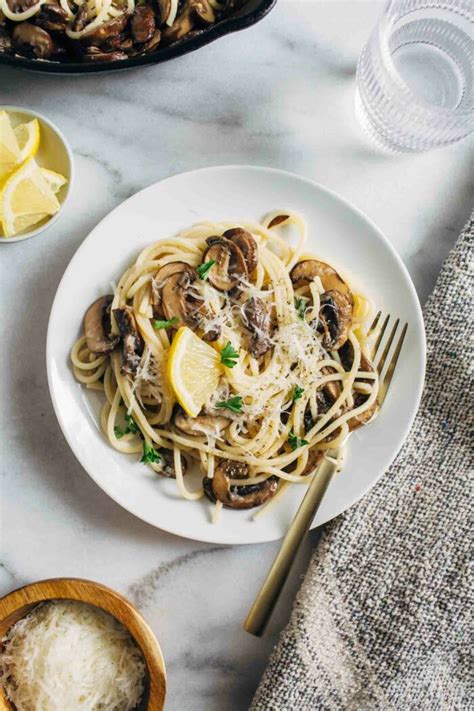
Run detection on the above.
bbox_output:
[0,600,146,711]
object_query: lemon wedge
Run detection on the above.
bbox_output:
[40,168,68,194]
[0,111,21,185]
[1,157,61,238]
[167,326,221,417]
[14,118,40,164]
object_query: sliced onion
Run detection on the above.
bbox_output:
[165,0,178,26]
[65,0,112,39]
[0,0,43,21]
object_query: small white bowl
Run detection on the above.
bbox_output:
[0,105,74,244]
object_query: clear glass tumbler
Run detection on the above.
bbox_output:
[355,0,473,152]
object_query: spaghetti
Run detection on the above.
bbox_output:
[71,212,379,519]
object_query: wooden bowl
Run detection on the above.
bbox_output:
[0,578,166,710]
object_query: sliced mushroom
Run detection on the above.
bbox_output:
[80,13,130,46]
[173,408,230,437]
[290,259,352,296]
[192,0,215,24]
[339,340,378,430]
[318,289,353,350]
[83,47,128,62]
[156,448,187,478]
[84,295,120,355]
[152,261,196,317]
[241,297,272,358]
[223,227,258,273]
[131,5,155,43]
[203,459,278,509]
[142,27,161,53]
[113,307,144,376]
[35,2,68,31]
[71,2,89,31]
[203,237,248,292]
[161,270,202,328]
[0,27,12,50]
[160,4,194,44]
[12,23,54,59]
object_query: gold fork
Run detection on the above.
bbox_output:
[244,313,408,637]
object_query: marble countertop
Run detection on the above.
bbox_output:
[1,1,472,708]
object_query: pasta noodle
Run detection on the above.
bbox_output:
[71,212,379,519]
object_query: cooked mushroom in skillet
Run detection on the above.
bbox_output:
[203,237,248,292]
[222,228,258,274]
[0,0,236,64]
[84,295,120,355]
[203,459,278,509]
[318,289,353,350]
[113,306,144,376]
[339,340,379,429]
[290,259,352,296]
[173,407,230,437]
[157,448,188,478]
[11,22,54,58]
[242,296,272,358]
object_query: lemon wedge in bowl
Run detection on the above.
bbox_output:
[14,118,40,164]
[167,326,221,417]
[1,156,61,238]
[0,110,21,185]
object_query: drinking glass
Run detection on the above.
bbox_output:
[355,0,473,152]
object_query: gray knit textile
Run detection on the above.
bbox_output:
[251,216,474,711]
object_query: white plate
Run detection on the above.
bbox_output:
[47,166,425,545]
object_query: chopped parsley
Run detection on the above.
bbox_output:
[294,297,307,320]
[292,385,305,402]
[140,441,161,464]
[216,395,243,414]
[220,341,239,368]
[197,259,216,281]
[288,430,309,451]
[114,413,139,439]
[153,317,179,330]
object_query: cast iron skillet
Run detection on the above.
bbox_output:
[0,0,276,74]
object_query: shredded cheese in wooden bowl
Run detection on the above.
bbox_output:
[0,600,146,710]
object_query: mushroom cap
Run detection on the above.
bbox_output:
[223,227,258,274]
[84,295,120,355]
[152,261,196,318]
[203,459,279,509]
[318,289,353,350]
[290,259,352,297]
[203,237,248,292]
[173,408,230,437]
[191,0,215,24]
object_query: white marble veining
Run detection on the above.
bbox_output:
[0,2,472,708]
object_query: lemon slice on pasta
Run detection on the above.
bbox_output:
[1,156,61,237]
[167,327,221,417]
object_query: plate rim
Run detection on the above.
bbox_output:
[46,164,426,544]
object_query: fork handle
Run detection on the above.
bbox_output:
[244,455,338,637]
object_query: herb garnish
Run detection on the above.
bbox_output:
[220,341,239,368]
[292,385,305,402]
[140,441,161,464]
[288,430,309,451]
[153,317,179,330]
[197,259,216,281]
[114,413,139,439]
[295,297,307,320]
[216,395,243,414]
